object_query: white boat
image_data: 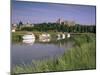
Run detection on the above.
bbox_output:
[23,39,35,44]
[62,34,65,39]
[12,29,15,32]
[22,33,35,40]
[67,33,70,38]
[39,33,51,40]
[39,33,51,42]
[57,34,61,40]
[57,33,66,40]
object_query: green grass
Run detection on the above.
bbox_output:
[11,33,96,75]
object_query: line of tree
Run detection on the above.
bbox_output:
[17,22,96,33]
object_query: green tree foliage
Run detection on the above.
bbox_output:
[17,22,96,33]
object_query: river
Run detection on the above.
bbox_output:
[11,36,73,67]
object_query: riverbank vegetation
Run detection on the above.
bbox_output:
[16,23,96,33]
[11,33,96,74]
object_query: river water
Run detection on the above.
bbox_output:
[11,37,73,67]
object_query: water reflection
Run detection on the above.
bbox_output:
[39,38,51,42]
[12,34,73,67]
[22,39,35,45]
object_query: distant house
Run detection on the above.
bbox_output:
[22,23,34,27]
[63,20,75,26]
[12,23,17,27]
[56,18,75,26]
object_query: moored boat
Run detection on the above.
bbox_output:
[67,33,70,38]
[22,33,35,40]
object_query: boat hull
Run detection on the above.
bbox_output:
[22,35,35,40]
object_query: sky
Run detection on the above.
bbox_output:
[11,1,96,25]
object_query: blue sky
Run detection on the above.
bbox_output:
[11,1,96,25]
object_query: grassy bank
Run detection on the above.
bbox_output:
[11,33,96,74]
